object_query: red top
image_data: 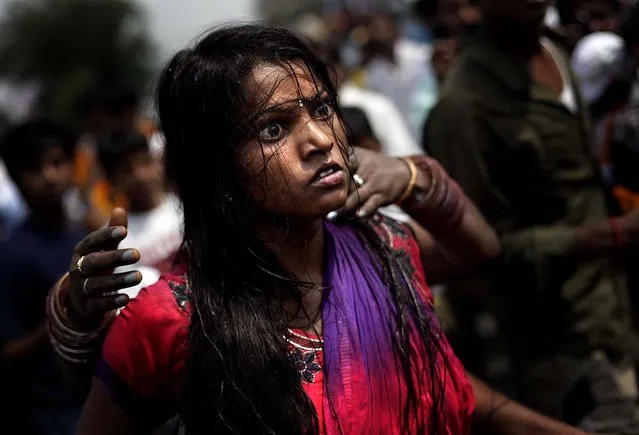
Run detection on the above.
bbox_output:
[97,219,475,433]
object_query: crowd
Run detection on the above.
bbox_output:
[3,0,639,434]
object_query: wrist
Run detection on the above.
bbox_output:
[395,157,418,204]
[61,278,103,330]
[46,274,113,364]
[402,156,466,232]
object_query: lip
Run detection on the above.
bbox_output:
[310,161,345,188]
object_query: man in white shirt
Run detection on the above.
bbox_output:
[97,128,182,297]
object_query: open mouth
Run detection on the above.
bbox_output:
[318,166,339,179]
[311,162,345,187]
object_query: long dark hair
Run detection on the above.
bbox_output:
[156,24,446,434]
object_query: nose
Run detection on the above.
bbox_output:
[301,119,334,160]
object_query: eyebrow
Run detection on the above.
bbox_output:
[258,89,329,116]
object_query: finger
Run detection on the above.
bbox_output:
[107,207,128,229]
[82,271,142,297]
[85,294,130,317]
[74,249,140,275]
[328,185,370,222]
[348,149,359,172]
[357,193,387,218]
[74,226,128,257]
[104,208,129,251]
[342,184,373,215]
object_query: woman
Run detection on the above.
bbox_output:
[49,25,584,434]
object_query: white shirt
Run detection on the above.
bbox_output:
[364,39,434,141]
[117,194,183,298]
[0,160,27,234]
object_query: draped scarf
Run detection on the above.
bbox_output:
[321,220,432,434]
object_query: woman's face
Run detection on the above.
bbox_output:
[237,63,350,220]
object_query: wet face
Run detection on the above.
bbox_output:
[480,0,550,23]
[110,150,165,211]
[237,63,349,220]
[19,144,73,209]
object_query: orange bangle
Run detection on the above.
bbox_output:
[396,158,418,204]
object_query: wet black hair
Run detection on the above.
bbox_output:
[156,24,447,435]
[0,119,75,183]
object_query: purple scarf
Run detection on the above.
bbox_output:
[321,221,421,434]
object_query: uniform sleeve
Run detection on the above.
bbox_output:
[95,279,188,426]
[425,96,578,284]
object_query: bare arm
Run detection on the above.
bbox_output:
[402,161,501,285]
[75,378,152,435]
[46,209,141,399]
[341,148,501,284]
[405,215,496,285]
[469,374,586,435]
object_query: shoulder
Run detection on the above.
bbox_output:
[371,214,433,302]
[371,214,421,266]
[98,268,190,411]
[112,271,190,332]
[105,268,190,351]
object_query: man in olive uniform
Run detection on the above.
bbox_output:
[425,0,639,431]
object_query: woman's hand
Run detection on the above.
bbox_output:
[67,208,142,328]
[333,147,412,219]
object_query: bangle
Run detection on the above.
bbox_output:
[45,273,116,363]
[396,158,418,204]
[609,217,624,249]
[402,156,466,233]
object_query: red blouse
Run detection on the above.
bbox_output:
[96,219,475,433]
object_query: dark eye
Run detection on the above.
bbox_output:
[314,101,334,120]
[259,122,286,142]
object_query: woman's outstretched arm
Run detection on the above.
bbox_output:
[75,378,148,435]
[46,208,141,398]
[469,374,586,435]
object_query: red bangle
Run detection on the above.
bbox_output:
[609,217,624,249]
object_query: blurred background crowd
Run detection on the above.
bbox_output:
[3,0,639,433]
